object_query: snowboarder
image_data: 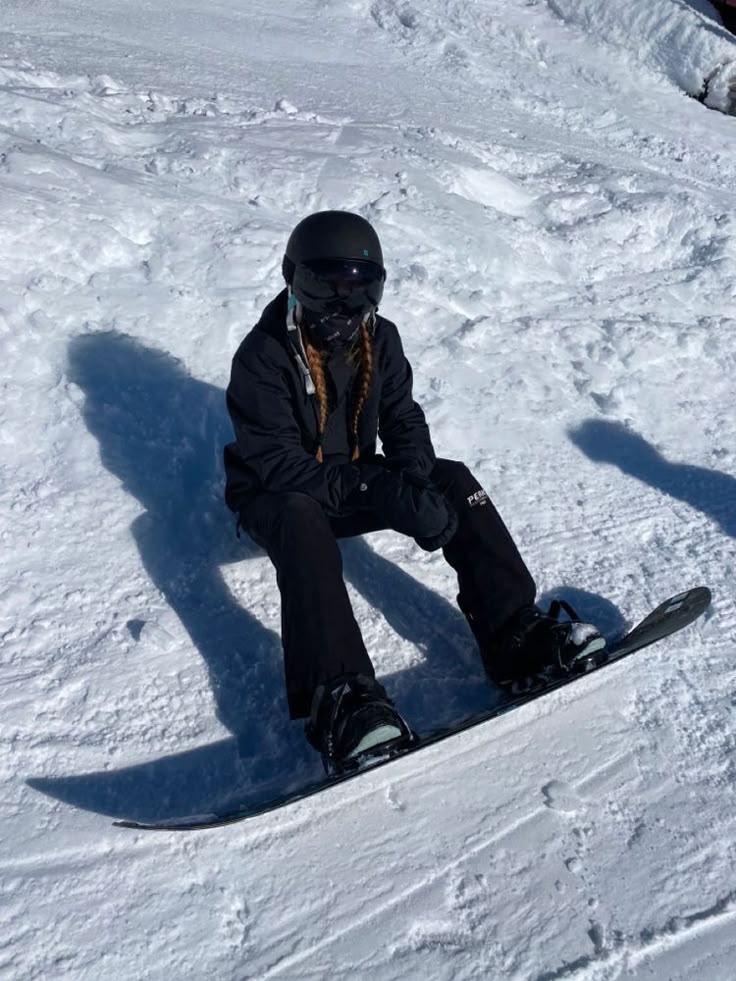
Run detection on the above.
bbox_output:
[224,211,605,770]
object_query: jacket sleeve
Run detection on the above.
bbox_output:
[377,322,436,477]
[226,337,361,514]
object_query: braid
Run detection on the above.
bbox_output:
[301,327,329,463]
[300,318,375,464]
[350,321,374,462]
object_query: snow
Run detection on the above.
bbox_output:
[1,0,735,978]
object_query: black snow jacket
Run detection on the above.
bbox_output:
[224,290,436,516]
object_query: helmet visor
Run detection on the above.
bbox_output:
[292,258,385,315]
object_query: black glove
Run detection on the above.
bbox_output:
[347,465,457,551]
[400,470,459,551]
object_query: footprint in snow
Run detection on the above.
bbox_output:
[542,779,586,814]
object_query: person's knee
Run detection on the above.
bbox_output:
[431,458,473,491]
[244,492,329,548]
[276,493,330,535]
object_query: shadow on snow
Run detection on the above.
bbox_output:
[29,332,616,824]
[570,418,736,540]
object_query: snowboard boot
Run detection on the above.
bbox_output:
[305,674,414,772]
[484,600,606,694]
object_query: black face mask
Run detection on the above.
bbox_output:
[302,307,365,349]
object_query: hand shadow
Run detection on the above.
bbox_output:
[570,418,736,539]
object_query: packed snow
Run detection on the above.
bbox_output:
[1,0,735,978]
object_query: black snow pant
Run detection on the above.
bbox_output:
[241,458,536,718]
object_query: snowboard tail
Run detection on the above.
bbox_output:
[115,586,711,831]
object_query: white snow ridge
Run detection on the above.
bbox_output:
[1,1,735,979]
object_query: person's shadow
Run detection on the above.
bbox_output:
[28,331,303,821]
[570,418,736,540]
[30,330,527,824]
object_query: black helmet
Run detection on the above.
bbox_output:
[283,210,384,279]
[282,211,386,324]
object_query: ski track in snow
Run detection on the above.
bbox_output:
[1,1,736,978]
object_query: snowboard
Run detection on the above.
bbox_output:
[115,586,711,831]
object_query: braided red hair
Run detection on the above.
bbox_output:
[300,320,375,463]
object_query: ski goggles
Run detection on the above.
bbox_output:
[292,258,385,315]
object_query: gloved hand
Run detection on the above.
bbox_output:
[399,470,459,551]
[347,465,457,551]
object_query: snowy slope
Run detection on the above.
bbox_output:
[1,1,735,978]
